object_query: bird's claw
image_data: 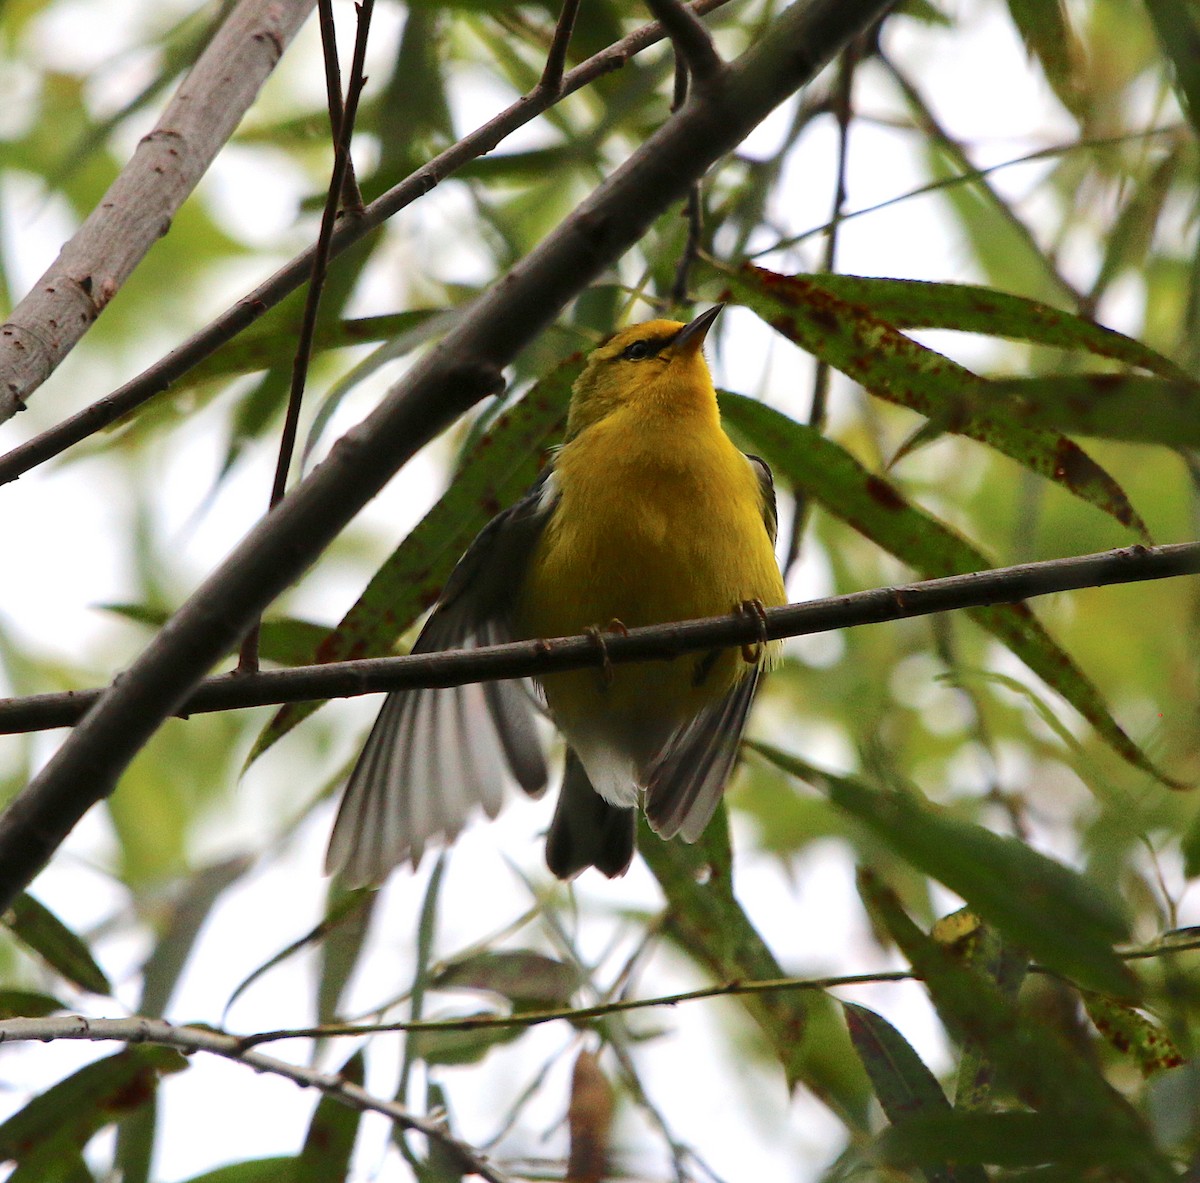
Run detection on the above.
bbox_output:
[737,599,769,664]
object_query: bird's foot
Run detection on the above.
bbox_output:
[736,598,769,663]
[585,619,629,686]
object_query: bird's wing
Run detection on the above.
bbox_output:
[642,454,779,843]
[325,472,557,887]
[641,662,761,842]
[746,452,779,545]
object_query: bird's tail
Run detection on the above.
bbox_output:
[545,751,635,879]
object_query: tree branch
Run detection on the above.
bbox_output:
[0,0,317,424]
[1,542,1195,736]
[0,0,897,914]
[644,0,725,91]
[0,1015,512,1183]
[0,0,737,487]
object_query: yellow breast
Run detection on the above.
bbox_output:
[515,395,786,741]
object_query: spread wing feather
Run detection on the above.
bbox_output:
[326,475,555,887]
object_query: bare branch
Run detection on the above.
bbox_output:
[0,1015,512,1183]
[539,0,583,94]
[644,0,724,90]
[0,0,737,488]
[2,542,1196,736]
[0,0,317,424]
[239,0,375,674]
[0,0,898,914]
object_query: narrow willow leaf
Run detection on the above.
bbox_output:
[223,888,373,1021]
[316,884,377,1027]
[1144,0,1200,138]
[0,990,66,1019]
[843,1003,988,1183]
[759,747,1134,997]
[431,950,580,1008]
[879,1110,1146,1170]
[176,1159,298,1183]
[4,893,111,995]
[1004,0,1085,117]
[566,1050,614,1183]
[720,393,1181,789]
[857,874,1171,1179]
[407,1013,525,1066]
[801,274,1193,382]
[0,1048,185,1172]
[716,262,1147,535]
[248,360,576,764]
[100,605,329,669]
[985,374,1200,447]
[1081,991,1186,1077]
[639,809,872,1119]
[295,1050,363,1183]
[140,855,255,1019]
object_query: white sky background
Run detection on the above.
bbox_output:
[0,1,1189,1181]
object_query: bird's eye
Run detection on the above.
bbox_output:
[622,339,653,361]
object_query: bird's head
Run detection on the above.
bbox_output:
[565,305,723,440]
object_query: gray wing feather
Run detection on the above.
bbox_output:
[326,476,555,887]
[746,453,779,545]
[642,663,761,842]
[642,454,777,843]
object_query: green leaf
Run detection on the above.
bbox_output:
[1005,0,1085,117]
[407,1013,526,1066]
[248,357,575,763]
[0,990,67,1019]
[715,262,1147,536]
[4,893,111,995]
[139,856,253,1019]
[1144,0,1200,138]
[844,1002,986,1183]
[1081,991,1186,1077]
[295,1050,364,1183]
[719,393,1180,789]
[0,1047,185,1174]
[100,605,329,668]
[431,950,580,1008]
[759,748,1133,997]
[316,884,377,1026]
[224,888,374,1020]
[176,1159,298,1183]
[182,312,438,389]
[983,374,1200,447]
[878,1110,1149,1169]
[799,274,1193,382]
[856,873,1171,1179]
[638,809,872,1121]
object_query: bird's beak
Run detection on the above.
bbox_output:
[671,304,723,355]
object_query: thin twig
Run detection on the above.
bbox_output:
[317,0,364,213]
[643,0,723,91]
[0,1015,512,1183]
[238,0,374,674]
[670,57,704,304]
[239,969,918,1048]
[0,0,737,488]
[539,0,583,93]
[1,542,1197,735]
[784,42,856,576]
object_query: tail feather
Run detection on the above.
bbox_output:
[545,751,636,879]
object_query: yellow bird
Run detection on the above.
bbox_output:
[326,306,787,884]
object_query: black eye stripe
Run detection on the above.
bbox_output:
[619,335,671,361]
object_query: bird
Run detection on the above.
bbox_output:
[325,305,788,885]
